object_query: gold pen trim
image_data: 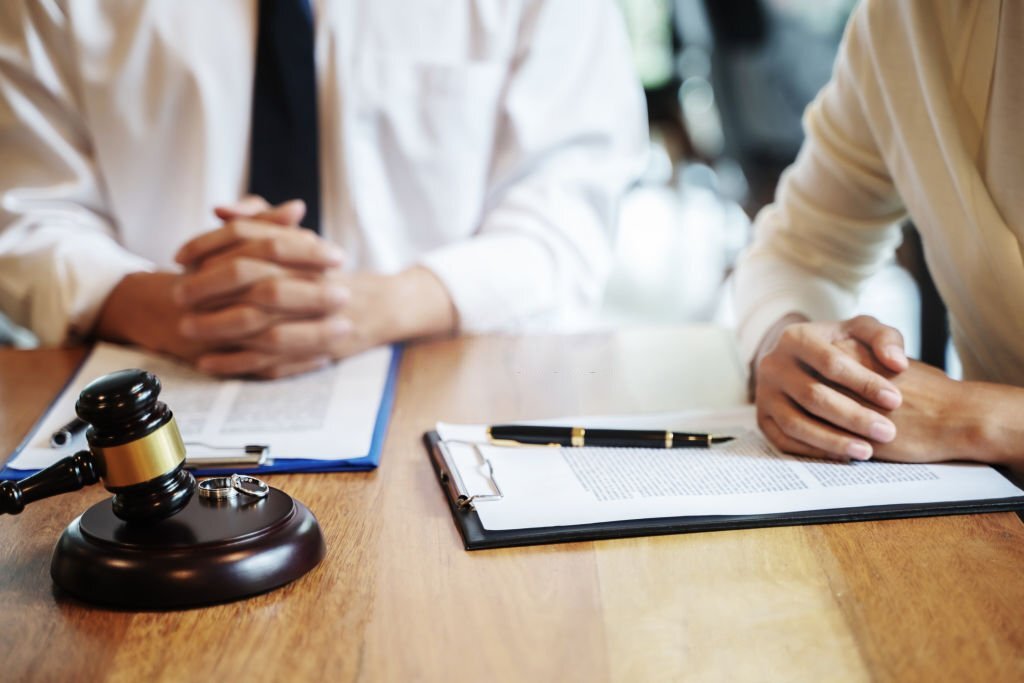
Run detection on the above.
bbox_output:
[489,438,560,448]
[665,431,673,448]
[571,426,585,447]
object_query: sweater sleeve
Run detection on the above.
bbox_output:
[732,0,908,365]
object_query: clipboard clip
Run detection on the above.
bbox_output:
[436,439,503,510]
[183,442,271,469]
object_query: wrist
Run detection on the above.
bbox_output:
[94,271,190,357]
[386,266,457,342]
[963,381,1024,467]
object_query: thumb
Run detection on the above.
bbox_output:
[843,315,909,373]
[213,194,272,221]
[255,199,306,227]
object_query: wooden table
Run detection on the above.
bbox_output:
[1,326,1023,682]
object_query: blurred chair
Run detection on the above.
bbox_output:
[675,0,853,209]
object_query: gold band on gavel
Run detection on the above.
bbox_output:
[93,417,187,488]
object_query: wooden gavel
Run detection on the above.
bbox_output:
[0,369,195,522]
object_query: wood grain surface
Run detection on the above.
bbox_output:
[1,327,1022,683]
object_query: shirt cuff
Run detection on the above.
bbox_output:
[32,235,155,346]
[418,232,560,333]
[733,256,856,366]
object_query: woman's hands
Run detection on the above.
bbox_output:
[753,315,907,460]
[753,314,1024,466]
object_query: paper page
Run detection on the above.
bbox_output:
[436,408,1024,531]
[8,342,392,470]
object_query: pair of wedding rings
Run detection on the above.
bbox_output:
[198,474,270,502]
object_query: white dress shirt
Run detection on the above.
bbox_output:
[0,0,648,346]
[734,0,1024,386]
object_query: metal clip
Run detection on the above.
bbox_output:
[183,442,271,469]
[436,439,504,510]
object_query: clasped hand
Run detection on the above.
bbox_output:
[754,315,974,463]
[171,197,353,377]
[96,196,455,378]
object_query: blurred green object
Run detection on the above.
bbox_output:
[618,0,675,89]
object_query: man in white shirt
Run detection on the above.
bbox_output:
[0,1,647,378]
[734,0,1024,467]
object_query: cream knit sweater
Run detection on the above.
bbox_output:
[734,0,1024,385]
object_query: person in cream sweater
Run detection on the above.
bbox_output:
[734,0,1024,467]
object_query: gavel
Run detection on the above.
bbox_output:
[0,369,195,521]
[1,368,325,608]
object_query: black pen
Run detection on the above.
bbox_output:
[486,425,734,449]
[49,416,89,448]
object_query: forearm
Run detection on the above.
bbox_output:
[732,3,908,366]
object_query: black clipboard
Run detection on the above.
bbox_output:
[423,432,1024,551]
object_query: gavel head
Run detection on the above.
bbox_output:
[76,369,195,522]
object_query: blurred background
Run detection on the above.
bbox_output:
[604,0,956,374]
[0,0,954,374]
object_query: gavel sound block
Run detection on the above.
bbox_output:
[0,369,325,609]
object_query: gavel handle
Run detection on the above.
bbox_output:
[0,451,100,515]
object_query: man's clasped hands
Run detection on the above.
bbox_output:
[95,196,454,379]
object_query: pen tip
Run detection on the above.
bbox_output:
[713,436,735,444]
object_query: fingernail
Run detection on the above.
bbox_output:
[327,245,345,263]
[847,442,873,461]
[329,318,353,336]
[878,388,901,409]
[326,286,350,305]
[884,344,907,366]
[869,421,896,443]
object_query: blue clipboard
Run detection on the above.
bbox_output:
[0,345,402,480]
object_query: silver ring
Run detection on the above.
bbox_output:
[231,474,269,499]
[198,476,238,500]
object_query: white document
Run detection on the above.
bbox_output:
[9,342,393,470]
[436,408,1024,531]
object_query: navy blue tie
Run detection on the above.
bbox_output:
[248,0,321,232]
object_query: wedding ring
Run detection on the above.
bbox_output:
[198,476,239,500]
[231,474,270,499]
